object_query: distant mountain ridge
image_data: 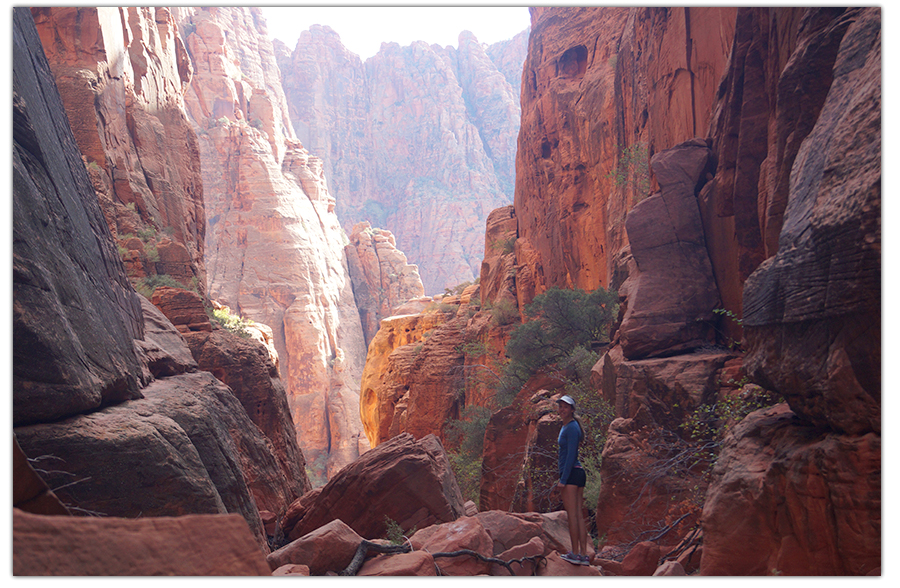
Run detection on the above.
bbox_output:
[275,25,529,294]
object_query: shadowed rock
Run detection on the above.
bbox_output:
[282,433,466,541]
[13,6,145,427]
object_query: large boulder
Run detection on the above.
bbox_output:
[150,286,213,334]
[183,326,312,507]
[700,404,880,575]
[595,406,704,546]
[358,550,437,576]
[596,345,740,429]
[13,509,270,576]
[741,7,881,436]
[266,519,363,575]
[409,516,494,576]
[617,139,719,360]
[134,295,199,379]
[14,371,293,551]
[283,433,466,540]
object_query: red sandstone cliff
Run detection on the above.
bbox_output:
[275,25,527,294]
[173,7,370,484]
[30,7,206,290]
[358,6,879,575]
[14,7,309,553]
[508,5,880,574]
[345,222,427,347]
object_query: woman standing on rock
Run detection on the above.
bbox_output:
[556,394,589,565]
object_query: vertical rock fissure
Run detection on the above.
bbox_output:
[685,7,697,138]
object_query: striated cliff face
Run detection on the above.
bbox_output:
[514,7,739,299]
[173,6,370,483]
[13,7,309,553]
[508,5,880,574]
[30,7,206,289]
[345,222,427,347]
[275,25,527,294]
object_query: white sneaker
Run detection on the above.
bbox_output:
[561,552,580,565]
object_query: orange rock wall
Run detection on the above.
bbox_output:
[31,6,206,288]
[514,7,738,300]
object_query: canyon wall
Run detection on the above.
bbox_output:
[172,6,370,484]
[14,6,309,553]
[359,6,879,575]
[275,25,528,294]
[29,6,206,289]
[514,7,739,300]
[510,5,880,574]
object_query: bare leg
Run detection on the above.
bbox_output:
[575,485,588,556]
[561,484,580,558]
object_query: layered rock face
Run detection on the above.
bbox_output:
[174,6,370,483]
[699,7,881,575]
[30,7,206,289]
[276,25,527,293]
[345,222,426,346]
[14,7,146,427]
[508,5,880,574]
[514,7,738,298]
[14,7,308,556]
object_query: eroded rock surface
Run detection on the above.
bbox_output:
[175,6,370,482]
[30,6,207,288]
[277,25,526,293]
[700,405,880,575]
[346,222,426,346]
[13,510,271,576]
[282,433,466,541]
[13,7,146,427]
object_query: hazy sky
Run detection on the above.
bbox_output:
[259,5,532,59]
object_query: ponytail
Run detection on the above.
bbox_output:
[573,414,585,443]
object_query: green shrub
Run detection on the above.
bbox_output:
[211,307,255,339]
[606,142,650,200]
[144,244,160,263]
[384,516,416,545]
[135,274,183,298]
[680,386,783,443]
[444,280,474,297]
[455,340,488,359]
[490,235,516,255]
[489,299,519,326]
[499,286,618,399]
[137,227,157,241]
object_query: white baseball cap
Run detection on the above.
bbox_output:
[558,395,576,407]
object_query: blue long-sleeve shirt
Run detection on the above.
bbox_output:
[558,419,583,485]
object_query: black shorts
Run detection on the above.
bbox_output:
[564,467,586,488]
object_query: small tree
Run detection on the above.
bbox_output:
[499,286,618,406]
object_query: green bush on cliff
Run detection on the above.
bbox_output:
[496,286,618,406]
[211,306,255,339]
[135,273,184,298]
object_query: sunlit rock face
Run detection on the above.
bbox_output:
[30,6,206,288]
[275,25,527,294]
[174,6,369,484]
[515,7,741,301]
[345,222,426,347]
